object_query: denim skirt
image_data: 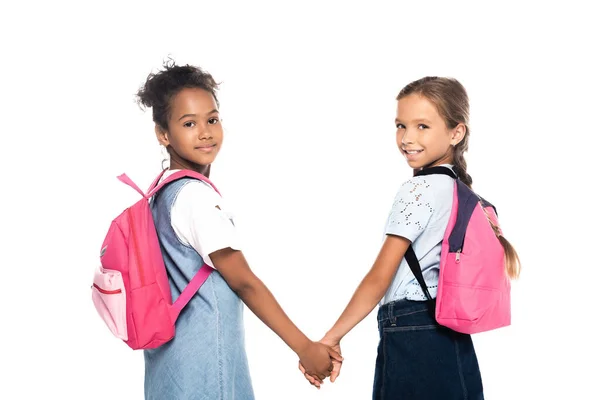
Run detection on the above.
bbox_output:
[373,299,484,400]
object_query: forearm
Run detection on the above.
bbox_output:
[236,276,310,355]
[325,274,387,342]
[325,235,409,341]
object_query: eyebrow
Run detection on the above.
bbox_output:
[395,118,432,124]
[178,109,219,121]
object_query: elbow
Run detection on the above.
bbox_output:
[228,275,260,298]
[232,282,254,298]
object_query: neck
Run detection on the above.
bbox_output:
[169,158,211,177]
[424,151,454,169]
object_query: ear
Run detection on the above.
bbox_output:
[155,124,170,146]
[451,123,466,146]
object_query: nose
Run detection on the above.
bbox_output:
[401,129,416,146]
[199,123,213,140]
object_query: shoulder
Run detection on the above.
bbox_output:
[392,172,455,213]
[395,174,451,198]
[173,179,221,210]
[386,173,454,239]
[176,178,219,196]
[158,170,219,201]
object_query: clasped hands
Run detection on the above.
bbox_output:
[297,336,342,389]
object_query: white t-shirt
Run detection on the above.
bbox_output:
[381,164,455,304]
[160,170,240,268]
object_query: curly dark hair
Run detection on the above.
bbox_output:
[136,58,220,131]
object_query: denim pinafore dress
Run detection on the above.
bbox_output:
[144,178,254,400]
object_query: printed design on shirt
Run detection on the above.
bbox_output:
[389,179,434,231]
[405,282,438,300]
[215,205,235,227]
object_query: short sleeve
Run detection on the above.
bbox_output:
[170,181,240,268]
[385,177,436,242]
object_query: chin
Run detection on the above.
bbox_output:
[203,157,217,165]
[197,155,218,165]
[405,160,425,170]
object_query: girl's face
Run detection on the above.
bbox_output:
[395,94,464,169]
[156,87,223,173]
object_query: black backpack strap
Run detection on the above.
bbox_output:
[414,166,457,179]
[405,245,433,301]
[404,166,456,307]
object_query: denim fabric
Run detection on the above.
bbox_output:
[373,300,483,400]
[144,178,254,400]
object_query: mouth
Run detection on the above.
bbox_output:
[402,148,423,155]
[195,144,217,153]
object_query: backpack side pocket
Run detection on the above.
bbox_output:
[92,266,128,340]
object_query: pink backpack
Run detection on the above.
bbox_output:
[405,167,511,334]
[91,169,219,350]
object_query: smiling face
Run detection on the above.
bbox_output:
[155,87,223,174]
[395,94,465,170]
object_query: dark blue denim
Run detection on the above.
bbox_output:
[373,300,484,400]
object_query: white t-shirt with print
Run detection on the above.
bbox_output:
[160,170,240,268]
[381,164,455,304]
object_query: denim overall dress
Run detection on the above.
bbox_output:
[144,178,254,400]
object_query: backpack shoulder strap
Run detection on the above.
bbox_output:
[405,166,454,303]
[145,169,168,193]
[414,166,457,179]
[148,169,221,197]
[404,245,433,301]
[146,169,221,319]
[170,263,214,321]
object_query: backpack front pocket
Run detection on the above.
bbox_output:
[91,266,128,340]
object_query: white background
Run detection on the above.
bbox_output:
[2,1,599,399]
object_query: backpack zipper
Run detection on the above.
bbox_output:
[92,283,122,295]
[127,208,146,286]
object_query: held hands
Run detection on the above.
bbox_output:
[298,336,343,389]
[296,340,343,386]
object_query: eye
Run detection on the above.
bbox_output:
[418,124,429,130]
[183,121,196,128]
[396,123,405,129]
[208,117,220,125]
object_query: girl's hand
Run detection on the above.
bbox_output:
[320,336,343,383]
[297,341,342,381]
[298,363,322,389]
[299,337,343,388]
